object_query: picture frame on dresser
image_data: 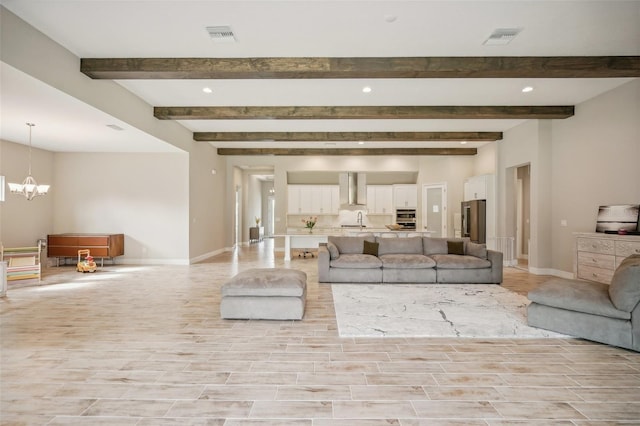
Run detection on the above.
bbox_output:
[595,204,639,233]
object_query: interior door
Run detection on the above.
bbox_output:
[422,184,447,237]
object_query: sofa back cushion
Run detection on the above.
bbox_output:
[466,242,488,259]
[377,236,423,256]
[608,254,640,312]
[328,235,374,255]
[326,242,340,259]
[423,237,468,255]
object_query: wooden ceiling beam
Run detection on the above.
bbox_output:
[81,56,640,79]
[155,105,574,120]
[217,148,477,156]
[194,131,502,142]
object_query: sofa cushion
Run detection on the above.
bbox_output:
[326,242,340,259]
[330,253,382,269]
[363,240,379,256]
[423,237,468,255]
[447,240,465,255]
[608,254,640,312]
[466,242,488,259]
[423,237,448,255]
[379,254,436,269]
[529,278,630,320]
[328,235,374,255]
[378,236,423,256]
[430,254,492,269]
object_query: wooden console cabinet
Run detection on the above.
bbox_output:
[47,233,124,266]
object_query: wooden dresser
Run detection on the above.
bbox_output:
[574,232,640,284]
[47,233,124,266]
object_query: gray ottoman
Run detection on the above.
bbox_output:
[220,268,307,320]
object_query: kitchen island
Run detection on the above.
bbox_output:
[276,228,434,261]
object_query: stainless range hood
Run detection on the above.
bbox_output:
[339,172,367,207]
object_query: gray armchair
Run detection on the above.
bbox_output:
[528,254,640,351]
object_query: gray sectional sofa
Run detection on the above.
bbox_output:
[318,235,503,284]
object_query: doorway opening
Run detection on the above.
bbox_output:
[267,195,275,237]
[515,164,531,270]
[234,185,240,247]
[422,183,447,237]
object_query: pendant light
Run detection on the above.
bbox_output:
[7,123,50,201]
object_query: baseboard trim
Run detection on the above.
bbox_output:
[117,258,190,266]
[190,247,232,264]
[527,267,573,279]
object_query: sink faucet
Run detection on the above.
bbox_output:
[357,211,363,229]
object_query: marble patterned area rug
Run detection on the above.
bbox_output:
[331,284,569,338]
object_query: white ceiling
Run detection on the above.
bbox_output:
[1,0,639,152]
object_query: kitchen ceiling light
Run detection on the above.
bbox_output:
[362,86,372,93]
[7,123,50,201]
[203,87,213,94]
[522,86,534,93]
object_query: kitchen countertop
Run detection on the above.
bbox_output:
[282,227,433,235]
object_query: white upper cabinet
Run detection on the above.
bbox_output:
[464,174,493,200]
[288,185,339,214]
[393,184,418,208]
[367,185,394,214]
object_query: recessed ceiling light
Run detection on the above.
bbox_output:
[203,87,213,94]
[460,141,468,145]
[358,141,365,145]
[362,86,372,93]
[522,86,534,93]
[384,15,397,23]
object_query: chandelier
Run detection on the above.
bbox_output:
[7,123,50,201]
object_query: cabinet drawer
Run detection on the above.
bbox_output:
[78,236,110,246]
[48,236,78,246]
[88,248,109,257]
[577,252,616,270]
[577,265,614,284]
[576,238,615,255]
[48,246,81,257]
[615,240,640,258]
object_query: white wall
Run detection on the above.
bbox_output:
[497,79,640,276]
[473,143,497,176]
[53,153,190,264]
[0,140,54,247]
[188,143,227,262]
[244,173,263,242]
[550,78,640,273]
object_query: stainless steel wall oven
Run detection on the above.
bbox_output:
[395,209,416,230]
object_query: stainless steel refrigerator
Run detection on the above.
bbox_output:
[461,200,486,243]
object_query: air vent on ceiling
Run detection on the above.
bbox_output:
[206,26,237,43]
[483,28,522,46]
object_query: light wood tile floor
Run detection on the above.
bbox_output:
[2,240,639,425]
